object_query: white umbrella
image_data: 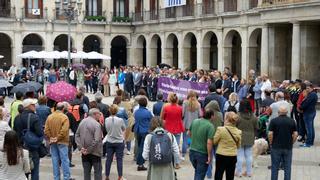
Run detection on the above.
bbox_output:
[72,51,88,59]
[32,51,48,59]
[47,51,63,59]
[17,50,38,58]
[87,51,111,60]
[0,55,4,59]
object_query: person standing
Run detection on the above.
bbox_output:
[84,69,93,93]
[253,76,263,116]
[268,106,298,180]
[189,108,215,180]
[118,68,125,90]
[260,74,271,100]
[0,131,31,180]
[133,68,142,96]
[235,100,258,177]
[221,73,232,100]
[14,98,43,180]
[160,93,184,168]
[109,70,117,96]
[102,69,110,97]
[214,112,242,180]
[124,68,134,98]
[104,105,126,180]
[203,84,224,112]
[134,96,153,171]
[10,91,23,128]
[152,93,164,117]
[44,103,71,180]
[300,82,318,147]
[75,108,103,180]
[269,92,291,121]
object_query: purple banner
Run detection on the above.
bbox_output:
[157,77,210,101]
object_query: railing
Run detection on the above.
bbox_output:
[165,7,176,18]
[250,0,259,8]
[55,8,66,20]
[224,0,237,12]
[85,10,102,16]
[182,5,194,17]
[133,12,143,22]
[149,10,159,20]
[261,0,309,6]
[0,7,11,17]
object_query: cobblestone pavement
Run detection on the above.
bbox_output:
[6,94,320,180]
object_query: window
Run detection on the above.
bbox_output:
[114,0,128,17]
[86,0,102,16]
[0,0,11,17]
[25,0,43,18]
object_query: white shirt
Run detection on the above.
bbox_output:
[261,79,272,100]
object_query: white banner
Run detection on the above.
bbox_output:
[164,0,186,8]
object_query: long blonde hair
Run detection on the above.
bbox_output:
[0,108,3,121]
[187,90,199,112]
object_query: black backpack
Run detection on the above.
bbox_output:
[227,101,238,113]
[149,130,173,164]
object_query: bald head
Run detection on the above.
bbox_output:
[56,102,65,111]
[278,105,288,116]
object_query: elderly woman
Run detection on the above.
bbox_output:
[0,108,11,150]
[224,92,240,113]
[214,112,242,180]
[142,117,180,180]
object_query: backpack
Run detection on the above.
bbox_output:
[149,130,173,164]
[22,114,43,150]
[68,105,81,121]
[227,101,238,113]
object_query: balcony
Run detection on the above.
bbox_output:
[133,12,143,22]
[261,0,309,6]
[84,10,106,22]
[149,10,159,20]
[202,2,215,15]
[164,7,176,19]
[182,5,195,17]
[0,7,11,17]
[250,0,259,8]
[55,8,66,20]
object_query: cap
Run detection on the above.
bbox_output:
[22,98,38,108]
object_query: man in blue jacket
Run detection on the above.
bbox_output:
[300,82,318,147]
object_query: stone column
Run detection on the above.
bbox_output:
[178,32,184,70]
[160,32,166,64]
[217,29,224,71]
[291,22,301,81]
[241,26,249,79]
[197,30,203,69]
[261,25,269,75]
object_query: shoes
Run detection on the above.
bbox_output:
[126,151,132,155]
[69,163,75,168]
[137,166,147,171]
[300,144,311,148]
[180,156,185,161]
[69,178,75,180]
[174,164,181,169]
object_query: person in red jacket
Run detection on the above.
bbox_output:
[296,83,307,142]
[161,92,184,169]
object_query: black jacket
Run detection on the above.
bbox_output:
[13,109,43,146]
[97,102,110,118]
[203,92,224,112]
[124,72,134,89]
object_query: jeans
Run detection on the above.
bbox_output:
[255,98,262,116]
[182,130,189,156]
[30,150,40,180]
[147,86,152,100]
[215,154,237,180]
[304,111,316,145]
[236,146,253,176]
[105,142,125,177]
[82,154,102,180]
[85,79,92,93]
[271,148,292,180]
[136,133,147,166]
[189,150,209,180]
[126,141,131,152]
[206,146,216,178]
[174,133,181,165]
[50,144,70,180]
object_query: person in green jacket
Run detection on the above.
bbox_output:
[9,91,23,128]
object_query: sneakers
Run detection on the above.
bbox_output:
[137,165,147,171]
[180,156,185,161]
[126,151,132,155]
[69,163,75,168]
[300,143,312,148]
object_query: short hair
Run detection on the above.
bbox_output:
[89,101,98,109]
[56,102,64,111]
[109,104,119,115]
[88,108,100,117]
[38,96,47,105]
[203,108,215,119]
[278,105,288,115]
[138,97,148,107]
[116,89,124,97]
[18,104,24,114]
[16,92,23,100]
[149,116,163,132]
[113,96,122,105]
[225,112,239,125]
[76,92,83,99]
[275,92,284,100]
[265,90,271,97]
[137,89,147,96]
[157,93,163,101]
[208,84,216,93]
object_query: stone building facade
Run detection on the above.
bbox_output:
[0,0,320,84]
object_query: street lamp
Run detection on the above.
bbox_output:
[55,0,82,66]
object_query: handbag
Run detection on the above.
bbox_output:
[22,114,43,150]
[38,143,48,158]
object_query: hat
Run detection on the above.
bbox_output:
[22,98,38,108]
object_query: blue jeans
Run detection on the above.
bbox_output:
[30,150,40,180]
[304,111,316,145]
[189,150,209,180]
[182,131,189,156]
[271,148,292,180]
[206,146,216,178]
[50,144,70,180]
[236,146,253,176]
[174,133,181,165]
[136,133,147,166]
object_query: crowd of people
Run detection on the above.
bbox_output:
[0,63,318,180]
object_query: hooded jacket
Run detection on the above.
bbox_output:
[205,100,223,133]
[237,112,258,146]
